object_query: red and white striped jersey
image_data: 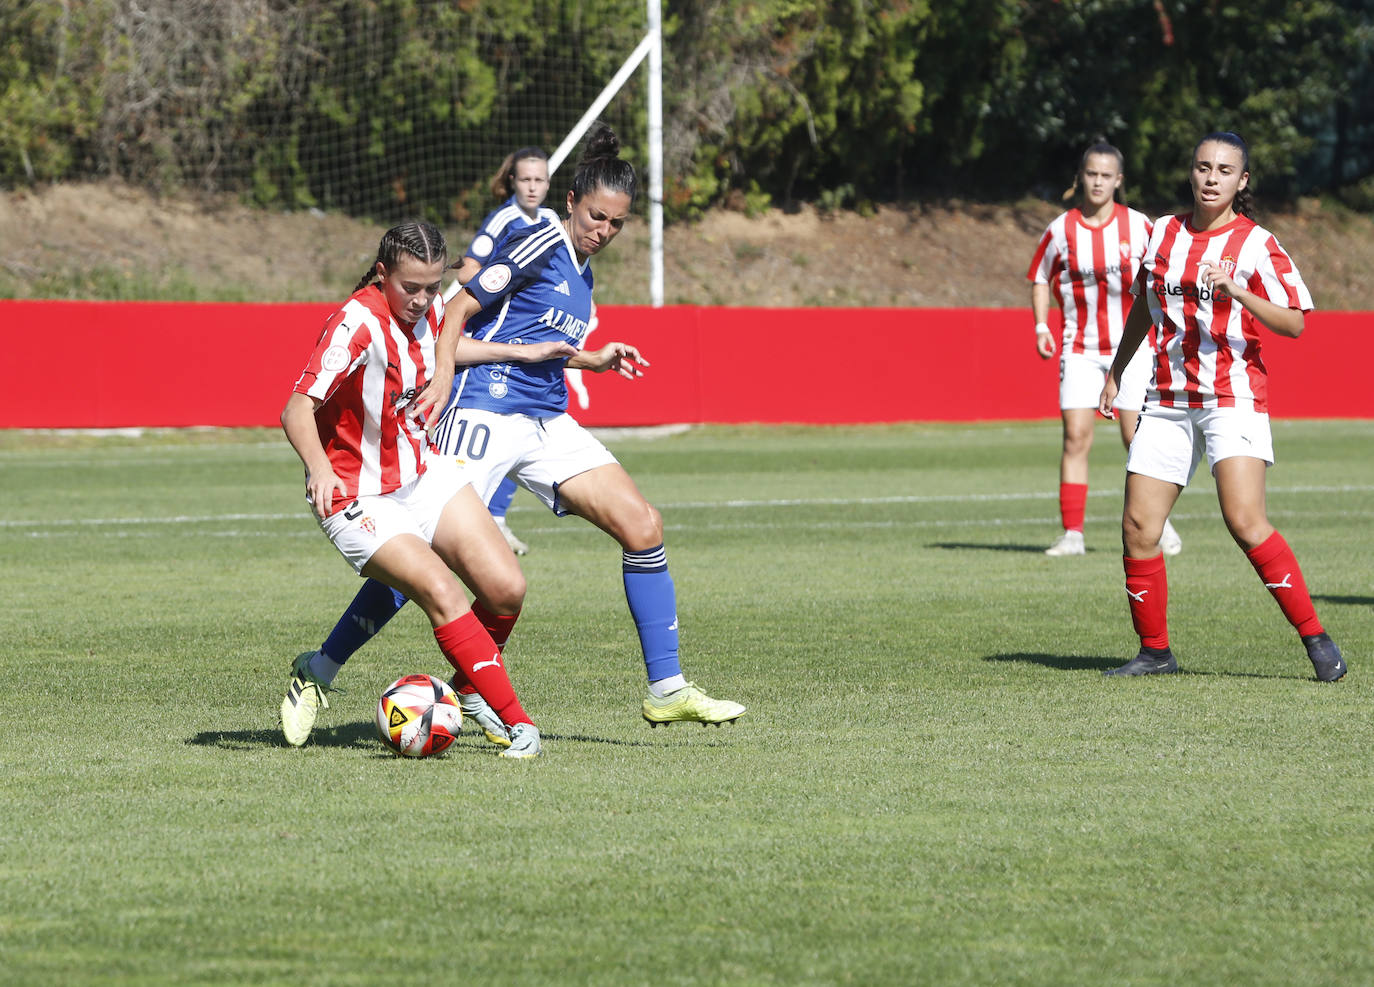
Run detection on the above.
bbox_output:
[1027,204,1153,356]
[292,285,445,516]
[1136,213,1314,412]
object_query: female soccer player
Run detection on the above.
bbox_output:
[307,126,747,735]
[1028,142,1182,557]
[1098,131,1345,680]
[278,220,574,756]
[453,146,561,555]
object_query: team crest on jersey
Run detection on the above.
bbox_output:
[321,345,350,373]
[479,264,512,293]
[488,382,508,399]
[471,234,494,258]
[1119,239,1131,260]
[1218,255,1237,278]
[359,516,375,536]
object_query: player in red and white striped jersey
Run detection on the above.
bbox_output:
[279,220,574,756]
[1098,132,1345,681]
[1028,143,1181,558]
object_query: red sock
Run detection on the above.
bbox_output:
[1246,531,1323,637]
[453,602,521,695]
[1124,553,1169,649]
[472,600,520,651]
[1060,482,1088,532]
[434,612,531,726]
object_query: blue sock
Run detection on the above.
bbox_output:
[488,475,518,518]
[622,544,682,682]
[320,579,408,665]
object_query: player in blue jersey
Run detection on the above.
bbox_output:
[293,126,745,744]
[452,147,561,556]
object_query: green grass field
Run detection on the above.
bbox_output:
[1,421,1371,985]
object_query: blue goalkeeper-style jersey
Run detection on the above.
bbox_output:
[450,219,594,417]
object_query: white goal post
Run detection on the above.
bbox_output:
[445,0,664,308]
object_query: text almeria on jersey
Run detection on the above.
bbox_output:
[537,306,592,345]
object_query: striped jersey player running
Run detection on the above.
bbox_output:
[1098,131,1345,681]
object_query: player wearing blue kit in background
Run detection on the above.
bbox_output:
[453,146,561,556]
[296,126,746,735]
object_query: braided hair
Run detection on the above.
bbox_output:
[569,124,637,205]
[1194,131,1255,218]
[353,221,448,293]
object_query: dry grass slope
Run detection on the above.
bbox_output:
[3,182,1373,309]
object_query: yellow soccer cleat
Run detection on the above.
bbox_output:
[642,683,746,728]
[279,651,333,747]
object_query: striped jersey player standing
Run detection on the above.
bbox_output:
[1098,131,1345,680]
[277,220,575,757]
[1028,142,1182,558]
[297,125,747,734]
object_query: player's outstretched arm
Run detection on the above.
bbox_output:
[567,341,649,380]
[455,336,577,366]
[413,289,484,425]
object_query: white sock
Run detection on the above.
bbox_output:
[648,674,687,698]
[308,650,344,686]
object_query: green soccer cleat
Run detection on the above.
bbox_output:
[455,687,513,747]
[279,651,333,747]
[642,683,746,728]
[499,722,541,759]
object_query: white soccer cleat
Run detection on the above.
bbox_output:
[1159,519,1183,557]
[494,516,529,555]
[1045,529,1085,556]
[499,722,541,758]
[456,688,513,748]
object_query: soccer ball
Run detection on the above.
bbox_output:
[375,674,464,757]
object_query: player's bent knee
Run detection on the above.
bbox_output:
[480,569,526,614]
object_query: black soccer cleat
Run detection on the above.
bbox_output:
[1103,647,1179,677]
[1303,632,1347,682]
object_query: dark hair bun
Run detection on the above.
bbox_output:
[582,125,620,163]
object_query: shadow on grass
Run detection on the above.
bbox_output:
[985,652,1121,672]
[1313,593,1374,608]
[985,652,1304,680]
[930,541,1066,554]
[185,722,655,751]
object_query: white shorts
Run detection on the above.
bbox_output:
[1059,346,1152,412]
[318,455,466,573]
[1126,405,1275,486]
[430,407,618,516]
